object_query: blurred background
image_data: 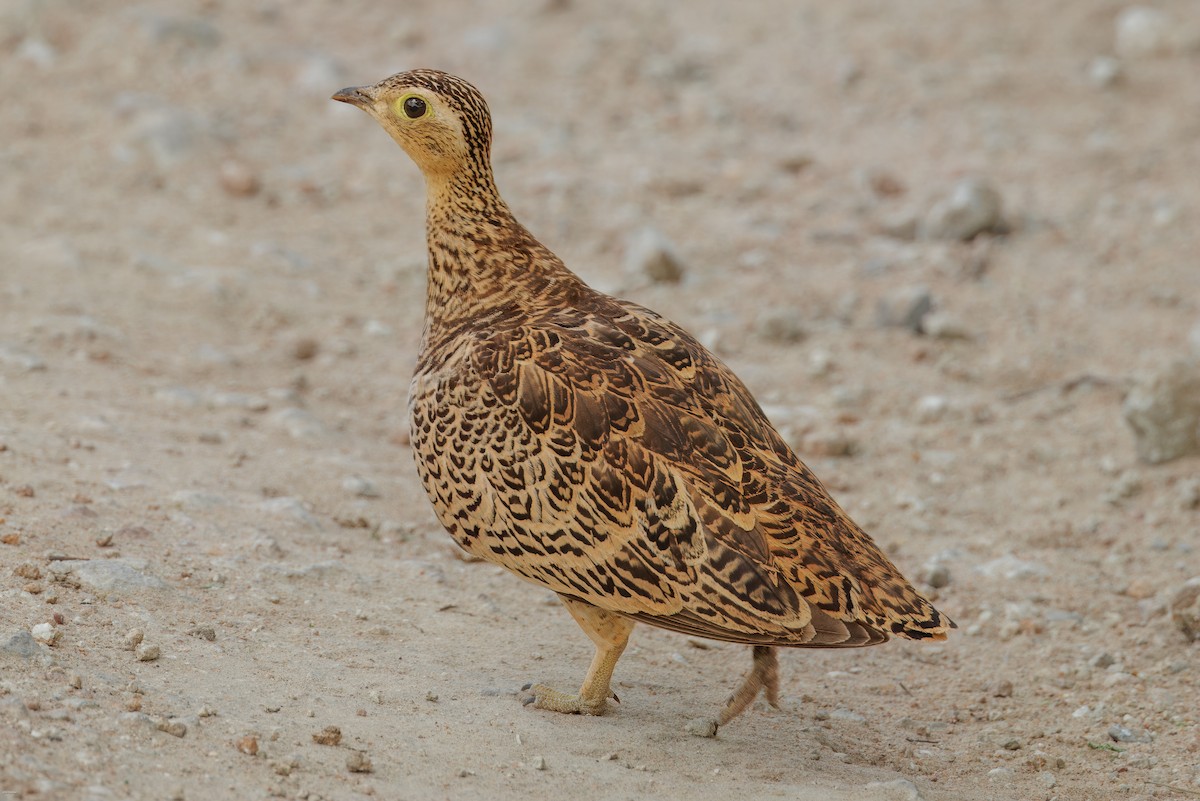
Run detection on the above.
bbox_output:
[2,2,1199,800]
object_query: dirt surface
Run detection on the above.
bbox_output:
[3,1,1199,799]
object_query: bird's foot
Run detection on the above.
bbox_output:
[519,682,613,716]
[717,645,781,726]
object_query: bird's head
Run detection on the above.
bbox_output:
[333,69,494,180]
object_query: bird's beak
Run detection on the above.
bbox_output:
[332,86,374,108]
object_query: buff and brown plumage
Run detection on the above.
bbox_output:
[333,69,953,729]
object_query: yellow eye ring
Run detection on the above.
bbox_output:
[395,94,429,119]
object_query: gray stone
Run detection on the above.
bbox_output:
[923,563,951,589]
[1,631,39,660]
[976,554,1049,580]
[1170,577,1200,642]
[1177,479,1200,510]
[0,344,46,371]
[1108,723,1151,743]
[830,707,866,723]
[876,285,933,332]
[258,497,322,528]
[755,309,807,344]
[922,177,1005,241]
[1122,358,1200,464]
[626,226,686,284]
[1088,56,1123,88]
[16,36,56,69]
[342,476,381,498]
[915,395,950,424]
[66,560,169,594]
[865,778,925,801]
[921,311,972,340]
[271,407,327,440]
[1115,6,1175,59]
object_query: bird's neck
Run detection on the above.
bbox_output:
[420,171,581,349]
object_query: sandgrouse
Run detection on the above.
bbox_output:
[333,69,953,730]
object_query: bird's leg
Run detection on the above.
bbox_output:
[520,596,634,716]
[717,645,780,725]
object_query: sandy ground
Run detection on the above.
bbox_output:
[3,1,1200,799]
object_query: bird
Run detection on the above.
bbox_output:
[332,69,953,730]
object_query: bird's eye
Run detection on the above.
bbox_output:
[401,95,427,119]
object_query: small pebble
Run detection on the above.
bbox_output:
[1108,724,1150,743]
[124,628,145,650]
[1103,471,1144,504]
[685,717,719,738]
[289,337,320,361]
[236,735,259,756]
[1088,56,1122,88]
[1122,358,1200,464]
[626,226,686,284]
[157,717,187,738]
[1123,577,1155,599]
[922,177,1005,241]
[218,159,261,197]
[992,680,1014,698]
[922,563,952,589]
[1002,738,1022,750]
[915,395,950,424]
[798,431,857,458]
[272,754,300,776]
[1177,478,1200,510]
[858,167,906,199]
[830,708,866,723]
[875,208,920,240]
[921,312,972,340]
[865,778,925,801]
[1169,577,1200,642]
[346,751,373,773]
[342,476,381,498]
[531,754,546,771]
[876,285,933,333]
[312,725,342,746]
[31,623,60,646]
[14,562,42,580]
[755,309,807,344]
[135,643,161,662]
[1115,6,1174,59]
[187,625,216,641]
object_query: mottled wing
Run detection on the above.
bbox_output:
[421,300,951,647]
